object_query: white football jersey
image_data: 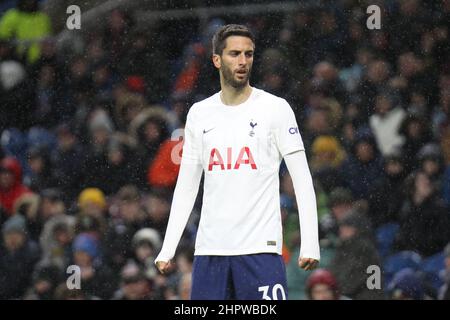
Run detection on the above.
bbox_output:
[183,87,305,256]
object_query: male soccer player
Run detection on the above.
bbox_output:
[155,24,320,300]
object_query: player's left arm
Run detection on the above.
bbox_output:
[274,98,320,270]
[284,148,320,271]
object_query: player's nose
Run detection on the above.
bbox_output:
[237,53,247,65]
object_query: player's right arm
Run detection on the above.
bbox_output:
[155,107,203,274]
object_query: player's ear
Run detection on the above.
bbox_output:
[212,54,221,69]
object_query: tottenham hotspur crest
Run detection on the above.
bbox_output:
[249,120,257,137]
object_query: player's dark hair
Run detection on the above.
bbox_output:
[212,24,255,56]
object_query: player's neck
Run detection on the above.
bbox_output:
[220,84,252,106]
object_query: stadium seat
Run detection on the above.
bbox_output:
[384,250,422,286]
[375,223,400,258]
[420,251,446,291]
[0,127,28,167]
[27,127,57,151]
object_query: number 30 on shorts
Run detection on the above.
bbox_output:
[258,284,287,300]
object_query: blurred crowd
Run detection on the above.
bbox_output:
[0,0,449,300]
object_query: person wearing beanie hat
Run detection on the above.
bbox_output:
[73,233,100,260]
[311,135,346,169]
[2,213,27,236]
[101,138,141,195]
[78,188,107,217]
[306,268,348,300]
[130,228,162,281]
[388,268,425,300]
[417,143,445,193]
[338,210,372,234]
[71,232,116,299]
[132,228,162,252]
[0,214,40,299]
[310,136,347,194]
[88,109,115,140]
[126,75,146,94]
[328,187,353,209]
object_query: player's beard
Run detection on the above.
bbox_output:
[221,63,252,89]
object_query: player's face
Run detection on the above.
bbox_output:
[311,284,336,300]
[215,36,254,89]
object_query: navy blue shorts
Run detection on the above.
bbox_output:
[190,253,288,300]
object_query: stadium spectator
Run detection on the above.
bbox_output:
[320,187,354,238]
[51,123,86,202]
[23,264,62,300]
[38,212,75,271]
[25,146,56,192]
[71,232,116,299]
[0,156,33,216]
[341,129,384,200]
[305,268,349,300]
[112,262,154,300]
[329,211,384,299]
[399,113,434,173]
[0,214,40,299]
[394,171,450,257]
[369,93,406,156]
[0,0,52,64]
[310,135,346,193]
[388,268,426,300]
[367,153,408,227]
[104,185,147,271]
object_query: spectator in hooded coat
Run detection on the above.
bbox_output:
[340,129,384,200]
[0,156,33,216]
[0,214,40,299]
[25,146,57,192]
[368,153,408,227]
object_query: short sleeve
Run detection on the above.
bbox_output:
[181,106,202,164]
[273,99,305,157]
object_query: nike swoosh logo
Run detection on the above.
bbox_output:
[203,128,215,134]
